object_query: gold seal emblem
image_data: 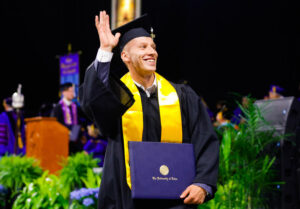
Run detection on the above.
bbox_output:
[159,165,169,176]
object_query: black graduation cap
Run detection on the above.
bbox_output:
[60,82,73,92]
[110,14,155,77]
[112,14,154,53]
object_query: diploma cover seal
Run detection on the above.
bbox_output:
[160,165,169,176]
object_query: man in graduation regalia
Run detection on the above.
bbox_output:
[51,82,85,154]
[51,83,79,129]
[79,11,219,209]
[0,97,25,156]
[84,123,108,167]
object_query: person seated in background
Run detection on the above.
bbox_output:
[213,100,230,127]
[230,96,249,127]
[84,123,108,167]
[51,82,86,154]
[0,97,25,156]
[265,85,285,100]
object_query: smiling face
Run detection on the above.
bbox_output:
[121,37,158,78]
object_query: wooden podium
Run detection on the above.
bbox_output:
[25,117,69,174]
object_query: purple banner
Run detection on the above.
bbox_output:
[59,53,80,98]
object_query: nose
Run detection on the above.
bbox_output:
[146,46,157,56]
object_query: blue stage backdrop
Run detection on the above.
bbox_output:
[59,53,80,100]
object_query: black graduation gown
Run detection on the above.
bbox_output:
[79,62,219,209]
[51,102,86,154]
[51,103,75,128]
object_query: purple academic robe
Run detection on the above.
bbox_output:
[0,111,25,156]
[84,138,108,167]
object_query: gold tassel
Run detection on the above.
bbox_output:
[18,132,23,149]
[16,118,23,149]
[150,27,156,39]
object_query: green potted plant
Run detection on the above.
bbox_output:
[59,152,100,198]
[12,171,68,209]
[199,97,285,209]
[0,155,43,208]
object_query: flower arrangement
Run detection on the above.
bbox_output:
[69,187,99,209]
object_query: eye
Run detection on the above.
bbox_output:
[139,44,147,49]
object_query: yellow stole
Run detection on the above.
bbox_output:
[121,72,183,189]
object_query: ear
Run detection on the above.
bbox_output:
[121,51,130,64]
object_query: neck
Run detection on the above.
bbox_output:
[129,71,155,89]
[63,97,72,106]
[5,107,13,112]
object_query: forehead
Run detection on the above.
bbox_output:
[63,86,74,92]
[126,37,155,47]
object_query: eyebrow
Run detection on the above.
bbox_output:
[138,42,156,48]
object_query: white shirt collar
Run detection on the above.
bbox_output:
[63,97,72,106]
[6,107,13,112]
[133,74,157,98]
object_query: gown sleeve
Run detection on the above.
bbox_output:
[182,85,220,199]
[79,61,134,138]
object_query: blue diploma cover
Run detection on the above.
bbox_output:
[128,141,195,199]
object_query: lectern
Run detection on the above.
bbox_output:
[25,117,69,174]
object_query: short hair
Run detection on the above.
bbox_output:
[60,82,73,92]
[3,97,12,106]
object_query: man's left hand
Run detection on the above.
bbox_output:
[180,185,206,205]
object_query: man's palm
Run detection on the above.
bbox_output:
[95,11,120,51]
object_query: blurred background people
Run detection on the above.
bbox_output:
[0,97,25,156]
[84,123,107,167]
[265,85,285,100]
[213,100,231,127]
[51,82,87,154]
[230,96,249,126]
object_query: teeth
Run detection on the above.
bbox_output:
[145,59,155,62]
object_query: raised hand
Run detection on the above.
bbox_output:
[95,11,121,52]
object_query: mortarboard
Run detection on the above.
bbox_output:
[112,14,154,53]
[109,14,155,77]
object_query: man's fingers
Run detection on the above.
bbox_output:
[95,15,99,27]
[99,11,105,32]
[182,186,206,205]
[180,186,191,198]
[115,32,121,41]
[184,189,200,204]
[99,11,102,25]
[105,12,111,31]
[103,10,108,30]
[183,194,196,204]
[96,10,118,49]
